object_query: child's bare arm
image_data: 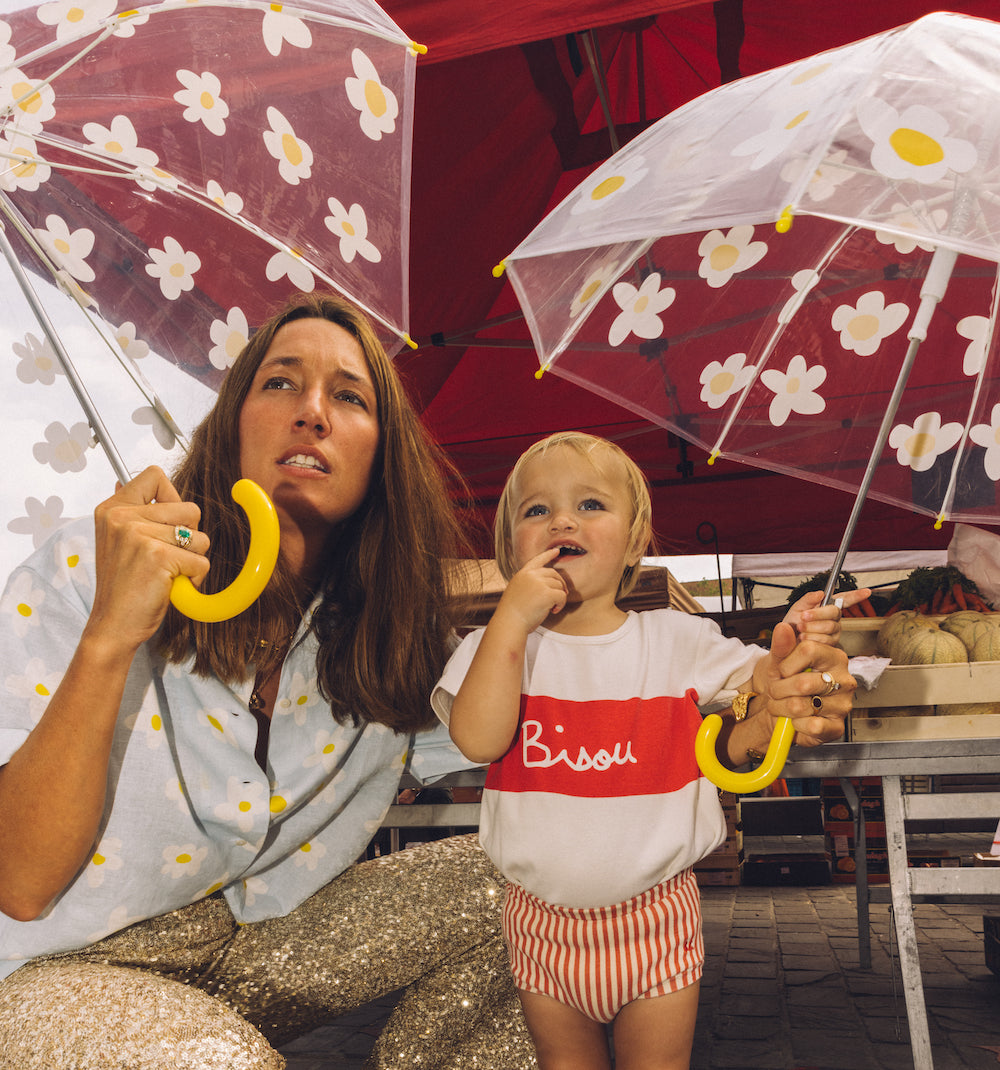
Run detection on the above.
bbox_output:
[449,548,566,764]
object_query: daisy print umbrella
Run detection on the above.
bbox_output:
[0,0,419,615]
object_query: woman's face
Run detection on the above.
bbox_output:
[238,317,381,557]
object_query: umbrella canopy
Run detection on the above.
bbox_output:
[496,11,1000,569]
[0,0,416,574]
[387,0,1000,560]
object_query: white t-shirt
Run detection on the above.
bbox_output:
[433,609,761,908]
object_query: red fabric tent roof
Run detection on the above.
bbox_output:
[382,0,999,556]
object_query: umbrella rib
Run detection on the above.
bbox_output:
[0,190,190,456]
[0,210,131,484]
[705,224,856,461]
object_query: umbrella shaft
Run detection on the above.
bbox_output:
[822,334,923,605]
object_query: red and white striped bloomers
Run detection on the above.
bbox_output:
[501,868,704,1024]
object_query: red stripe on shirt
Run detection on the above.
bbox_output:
[486,689,703,798]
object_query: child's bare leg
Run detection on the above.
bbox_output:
[518,988,612,1070]
[612,982,700,1070]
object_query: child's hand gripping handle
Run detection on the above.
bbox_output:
[169,479,280,623]
[694,714,795,794]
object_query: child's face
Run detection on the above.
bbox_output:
[509,445,639,606]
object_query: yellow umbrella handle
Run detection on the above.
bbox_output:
[694,713,796,794]
[169,479,280,623]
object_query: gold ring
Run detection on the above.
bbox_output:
[174,525,193,549]
[819,671,839,697]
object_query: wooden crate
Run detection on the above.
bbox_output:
[849,657,1000,741]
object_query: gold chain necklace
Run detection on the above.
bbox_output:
[248,635,294,716]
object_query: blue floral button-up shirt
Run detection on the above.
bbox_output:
[0,518,470,979]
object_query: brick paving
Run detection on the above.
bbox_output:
[278,881,1000,1069]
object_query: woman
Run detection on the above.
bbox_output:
[0,294,536,1069]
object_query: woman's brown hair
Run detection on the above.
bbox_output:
[159,293,470,732]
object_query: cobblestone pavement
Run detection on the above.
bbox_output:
[278,880,1000,1070]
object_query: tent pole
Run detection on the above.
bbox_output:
[580,30,620,153]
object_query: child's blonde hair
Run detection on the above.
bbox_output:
[494,431,654,598]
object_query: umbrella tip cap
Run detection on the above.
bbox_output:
[403,334,417,350]
[409,41,428,55]
[535,362,551,380]
[708,450,720,466]
[492,260,507,278]
[775,206,794,233]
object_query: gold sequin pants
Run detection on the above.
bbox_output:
[0,835,536,1070]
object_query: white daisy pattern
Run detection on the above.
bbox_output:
[273,670,319,726]
[160,843,209,880]
[215,776,267,834]
[34,214,96,282]
[345,48,399,141]
[732,99,820,172]
[265,249,315,291]
[780,148,854,204]
[970,404,1000,480]
[856,98,977,185]
[132,406,176,451]
[51,531,92,590]
[888,412,963,472]
[13,332,61,385]
[324,199,381,264]
[197,705,242,749]
[209,307,249,371]
[302,728,343,774]
[165,777,190,815]
[957,315,991,377]
[83,114,158,172]
[698,227,767,289]
[37,0,116,41]
[242,875,269,907]
[174,69,229,136]
[33,421,92,474]
[7,496,68,549]
[263,106,313,185]
[699,353,756,410]
[125,705,167,749]
[778,269,820,325]
[0,19,14,66]
[607,273,675,347]
[760,354,827,427]
[88,906,146,945]
[205,179,243,215]
[4,656,62,725]
[86,836,123,888]
[1,572,44,638]
[0,68,56,134]
[875,201,948,254]
[569,261,621,319]
[293,839,327,871]
[570,155,648,216]
[113,321,150,362]
[0,131,50,192]
[261,4,312,57]
[146,236,201,300]
[830,291,909,357]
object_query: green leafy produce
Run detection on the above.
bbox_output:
[786,570,857,606]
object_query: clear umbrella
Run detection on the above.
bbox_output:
[495,11,1000,786]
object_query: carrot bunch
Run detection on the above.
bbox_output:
[883,566,993,616]
[842,596,878,618]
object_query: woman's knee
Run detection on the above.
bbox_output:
[0,959,282,1070]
